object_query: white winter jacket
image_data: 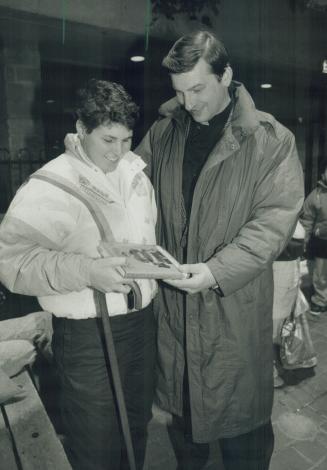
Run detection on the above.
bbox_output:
[0,134,157,318]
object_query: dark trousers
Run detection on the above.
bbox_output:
[52,305,156,470]
[168,416,274,470]
[168,374,274,470]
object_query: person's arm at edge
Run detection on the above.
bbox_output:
[300,190,317,244]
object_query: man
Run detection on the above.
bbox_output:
[136,31,304,470]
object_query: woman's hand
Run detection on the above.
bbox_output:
[89,257,132,294]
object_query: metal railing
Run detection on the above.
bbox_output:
[0,147,46,212]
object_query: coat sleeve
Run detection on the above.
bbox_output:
[0,181,92,296]
[135,125,154,180]
[207,131,304,297]
[135,117,171,181]
[300,190,317,243]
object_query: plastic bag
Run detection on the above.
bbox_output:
[279,289,317,370]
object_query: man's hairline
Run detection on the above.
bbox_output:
[169,71,223,94]
[168,57,228,82]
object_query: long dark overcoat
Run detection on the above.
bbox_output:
[136,83,304,442]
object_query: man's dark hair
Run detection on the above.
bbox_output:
[76,79,139,133]
[162,30,230,78]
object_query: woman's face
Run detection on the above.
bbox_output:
[77,121,133,173]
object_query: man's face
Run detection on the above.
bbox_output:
[171,58,231,123]
[78,122,133,173]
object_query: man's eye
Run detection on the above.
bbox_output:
[104,139,113,143]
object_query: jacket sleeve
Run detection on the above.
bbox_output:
[0,182,92,296]
[135,117,171,181]
[300,190,317,243]
[135,126,154,180]
[207,131,304,297]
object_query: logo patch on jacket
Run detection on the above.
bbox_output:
[78,175,115,205]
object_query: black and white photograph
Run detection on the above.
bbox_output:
[0,1,326,469]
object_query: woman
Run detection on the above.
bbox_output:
[0,79,157,470]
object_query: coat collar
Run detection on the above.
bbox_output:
[160,81,260,143]
[159,82,263,168]
[318,180,327,191]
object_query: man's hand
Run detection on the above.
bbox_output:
[89,257,132,294]
[164,263,216,294]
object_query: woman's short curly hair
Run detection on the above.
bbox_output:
[76,79,139,133]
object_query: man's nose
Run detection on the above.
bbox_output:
[184,93,194,112]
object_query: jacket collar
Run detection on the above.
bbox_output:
[159,82,262,167]
[64,133,146,175]
[318,180,327,191]
[161,81,260,142]
[63,133,147,203]
[229,82,260,137]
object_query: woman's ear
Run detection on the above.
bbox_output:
[76,120,86,140]
[221,65,233,87]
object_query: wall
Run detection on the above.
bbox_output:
[146,0,327,187]
[0,0,325,193]
[0,0,148,34]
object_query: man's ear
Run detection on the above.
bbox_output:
[221,65,233,87]
[76,120,86,139]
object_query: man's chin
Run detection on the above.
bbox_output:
[191,111,207,123]
[191,113,203,122]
